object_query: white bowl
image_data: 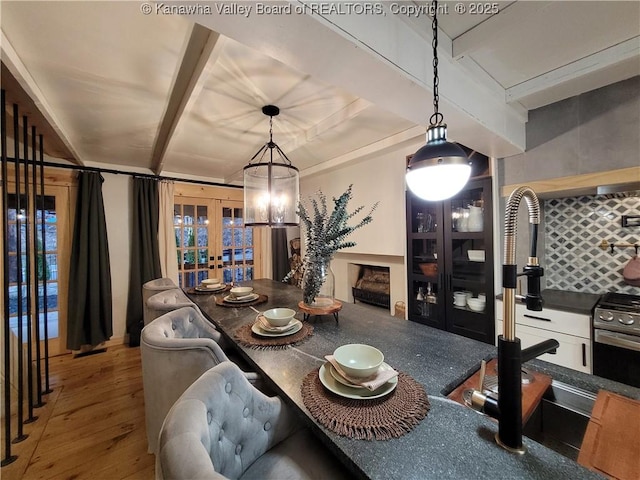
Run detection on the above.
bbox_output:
[333,344,384,379]
[230,286,253,297]
[467,298,486,312]
[468,250,485,262]
[453,291,467,306]
[263,308,296,327]
[202,278,220,285]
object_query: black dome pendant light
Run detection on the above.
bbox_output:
[406,0,471,201]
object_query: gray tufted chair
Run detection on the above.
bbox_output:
[145,288,201,326]
[141,307,259,455]
[157,361,351,480]
[142,278,179,326]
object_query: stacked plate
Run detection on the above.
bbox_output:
[223,293,259,303]
[319,362,398,400]
[195,283,226,292]
[223,286,259,303]
[251,314,302,337]
[320,344,398,400]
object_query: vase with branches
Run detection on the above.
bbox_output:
[285,184,378,306]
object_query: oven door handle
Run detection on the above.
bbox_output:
[595,329,640,352]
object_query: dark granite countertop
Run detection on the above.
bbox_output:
[188,280,637,480]
[496,288,602,315]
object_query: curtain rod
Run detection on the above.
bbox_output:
[3,157,242,189]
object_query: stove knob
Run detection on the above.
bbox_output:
[618,314,635,326]
[599,311,614,322]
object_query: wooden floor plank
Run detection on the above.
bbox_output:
[1,345,153,480]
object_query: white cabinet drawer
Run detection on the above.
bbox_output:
[495,300,591,338]
[496,320,592,374]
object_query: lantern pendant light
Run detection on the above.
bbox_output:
[244,105,300,227]
[406,0,471,201]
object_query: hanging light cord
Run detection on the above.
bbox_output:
[268,115,274,147]
[429,0,443,127]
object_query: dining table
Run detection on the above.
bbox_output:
[187,279,605,479]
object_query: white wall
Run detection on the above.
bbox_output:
[300,140,419,257]
[101,173,132,340]
[300,139,422,312]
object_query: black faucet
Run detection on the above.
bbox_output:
[470,186,559,454]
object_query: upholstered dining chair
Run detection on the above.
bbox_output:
[142,278,179,326]
[145,288,201,326]
[141,307,260,454]
[156,361,350,480]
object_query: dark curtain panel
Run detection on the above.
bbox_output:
[271,228,290,282]
[67,172,113,350]
[125,178,161,347]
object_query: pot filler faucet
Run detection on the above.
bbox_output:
[470,186,559,454]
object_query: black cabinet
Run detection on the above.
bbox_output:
[406,177,495,344]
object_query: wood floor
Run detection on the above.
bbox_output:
[1,344,154,480]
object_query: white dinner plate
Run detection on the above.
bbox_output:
[251,319,302,337]
[328,362,397,390]
[195,284,226,292]
[319,362,397,400]
[223,293,259,303]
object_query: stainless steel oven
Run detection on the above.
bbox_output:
[593,292,640,388]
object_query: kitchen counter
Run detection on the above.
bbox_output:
[188,280,638,479]
[496,288,602,316]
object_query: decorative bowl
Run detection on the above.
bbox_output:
[202,278,222,289]
[230,286,253,298]
[418,263,438,276]
[467,298,486,312]
[333,344,384,379]
[263,308,296,327]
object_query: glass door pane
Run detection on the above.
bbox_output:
[218,201,254,284]
[7,187,68,357]
[174,200,212,288]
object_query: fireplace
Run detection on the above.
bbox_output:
[352,265,390,309]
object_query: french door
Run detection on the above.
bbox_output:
[5,184,70,357]
[174,197,258,288]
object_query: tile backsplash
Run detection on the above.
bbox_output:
[544,193,640,295]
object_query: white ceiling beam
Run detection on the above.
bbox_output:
[301,125,425,178]
[506,36,640,103]
[151,23,222,175]
[1,29,84,165]
[452,1,554,59]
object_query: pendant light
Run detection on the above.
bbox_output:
[244,105,300,227]
[406,0,471,201]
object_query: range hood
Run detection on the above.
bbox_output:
[597,182,640,198]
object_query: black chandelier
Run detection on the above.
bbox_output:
[243,105,300,227]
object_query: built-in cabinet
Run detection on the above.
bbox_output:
[406,177,495,344]
[495,300,592,374]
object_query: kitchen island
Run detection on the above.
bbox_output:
[188,279,638,479]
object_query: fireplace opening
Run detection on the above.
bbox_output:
[352,265,390,309]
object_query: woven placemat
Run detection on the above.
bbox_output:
[214,294,268,308]
[233,322,314,350]
[301,369,430,440]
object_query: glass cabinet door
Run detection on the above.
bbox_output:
[444,180,493,342]
[406,176,494,344]
[407,196,444,328]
